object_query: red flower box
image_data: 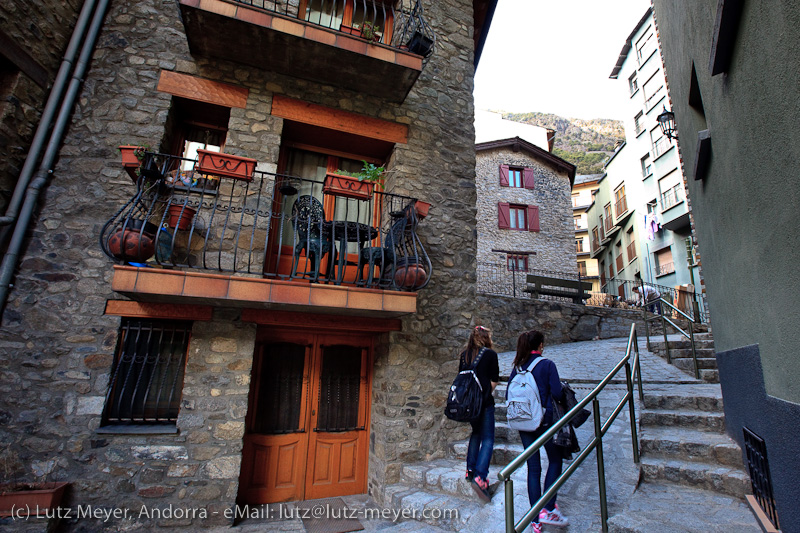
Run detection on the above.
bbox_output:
[323,172,374,200]
[196,149,256,181]
[119,145,143,181]
[0,482,69,517]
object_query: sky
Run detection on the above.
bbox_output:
[474,0,653,121]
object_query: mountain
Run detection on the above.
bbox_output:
[501,111,625,175]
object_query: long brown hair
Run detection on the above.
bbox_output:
[465,325,493,365]
[513,330,544,368]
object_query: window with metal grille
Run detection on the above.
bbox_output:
[743,427,780,530]
[101,319,191,427]
[316,345,362,432]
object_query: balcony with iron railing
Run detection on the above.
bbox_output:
[655,261,675,276]
[661,184,683,211]
[627,241,637,262]
[102,151,431,317]
[614,195,628,220]
[652,136,672,159]
[176,0,435,103]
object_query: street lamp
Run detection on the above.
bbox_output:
[657,106,678,141]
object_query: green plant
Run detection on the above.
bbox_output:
[356,160,385,183]
[361,21,380,42]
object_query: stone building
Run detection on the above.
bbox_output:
[475,136,576,275]
[652,1,800,530]
[0,0,502,528]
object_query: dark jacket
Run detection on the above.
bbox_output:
[459,348,500,406]
[507,352,564,425]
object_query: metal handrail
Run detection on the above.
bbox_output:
[642,296,700,378]
[498,323,643,533]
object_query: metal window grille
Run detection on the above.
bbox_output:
[316,346,362,432]
[743,427,780,530]
[102,319,191,426]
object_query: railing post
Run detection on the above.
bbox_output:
[512,263,517,298]
[625,360,641,464]
[689,320,699,379]
[634,335,644,403]
[662,305,671,365]
[504,478,515,533]
[593,397,609,533]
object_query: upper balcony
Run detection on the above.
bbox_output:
[177,0,435,103]
[102,150,432,317]
[659,183,690,231]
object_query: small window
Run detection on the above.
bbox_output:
[575,239,584,253]
[509,205,527,230]
[101,319,191,428]
[507,254,528,272]
[634,112,644,135]
[641,154,652,177]
[499,165,534,188]
[509,168,523,188]
[577,261,587,277]
[655,247,675,276]
[574,215,582,230]
[629,72,639,95]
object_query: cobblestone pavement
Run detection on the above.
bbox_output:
[222,335,759,533]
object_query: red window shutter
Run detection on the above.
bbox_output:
[499,165,510,186]
[527,205,540,232]
[522,167,535,189]
[498,202,510,229]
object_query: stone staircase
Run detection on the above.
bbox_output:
[384,384,517,531]
[646,329,719,383]
[638,384,750,498]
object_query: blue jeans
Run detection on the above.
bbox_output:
[466,403,495,480]
[520,425,563,521]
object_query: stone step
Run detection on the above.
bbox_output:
[648,338,715,351]
[450,440,523,466]
[658,347,716,359]
[495,421,522,443]
[640,408,725,432]
[639,426,744,468]
[639,457,751,498]
[384,483,484,531]
[399,458,501,500]
[699,369,719,383]
[672,357,717,373]
[642,389,724,412]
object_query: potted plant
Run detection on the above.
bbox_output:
[195,149,257,181]
[360,21,381,42]
[119,145,147,181]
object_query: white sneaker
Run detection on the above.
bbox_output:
[539,504,569,527]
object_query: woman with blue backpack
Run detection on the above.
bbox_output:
[508,330,569,532]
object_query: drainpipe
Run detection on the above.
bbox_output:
[0,0,100,230]
[0,0,111,313]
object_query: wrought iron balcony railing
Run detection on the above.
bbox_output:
[230,0,435,56]
[101,152,431,292]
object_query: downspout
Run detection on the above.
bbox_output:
[0,0,99,230]
[0,0,111,313]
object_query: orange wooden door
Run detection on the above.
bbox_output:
[238,331,372,504]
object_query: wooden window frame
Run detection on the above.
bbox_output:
[507,254,529,272]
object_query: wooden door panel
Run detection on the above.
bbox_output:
[239,434,307,504]
[305,431,365,500]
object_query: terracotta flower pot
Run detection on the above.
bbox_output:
[107,221,157,262]
[0,482,69,518]
[323,172,374,201]
[414,200,431,219]
[196,149,256,181]
[119,145,143,181]
[393,257,427,290]
[166,205,196,230]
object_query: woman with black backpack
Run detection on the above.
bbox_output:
[509,330,569,532]
[460,325,499,502]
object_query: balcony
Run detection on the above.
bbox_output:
[626,241,637,262]
[656,262,675,276]
[660,184,690,230]
[102,151,431,317]
[177,0,435,103]
[614,195,628,219]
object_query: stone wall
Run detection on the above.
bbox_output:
[476,294,645,353]
[476,146,576,274]
[0,0,479,522]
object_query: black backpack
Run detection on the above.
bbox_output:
[444,348,486,422]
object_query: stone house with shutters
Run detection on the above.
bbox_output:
[476,136,577,275]
[0,0,503,529]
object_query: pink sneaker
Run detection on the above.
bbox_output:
[539,504,569,526]
[531,523,542,533]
